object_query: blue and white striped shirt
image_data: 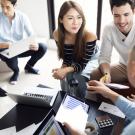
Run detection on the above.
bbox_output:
[62,40,98,72]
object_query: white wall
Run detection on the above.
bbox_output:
[17,0,49,38]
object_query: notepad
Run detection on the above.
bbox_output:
[55,95,89,132]
[0,36,35,58]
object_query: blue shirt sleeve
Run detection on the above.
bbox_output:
[121,120,135,135]
[115,96,135,121]
[22,14,34,36]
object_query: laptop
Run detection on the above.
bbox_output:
[7,87,59,107]
[34,109,66,135]
[0,36,35,58]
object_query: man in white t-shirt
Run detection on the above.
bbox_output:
[90,0,135,84]
[64,37,135,135]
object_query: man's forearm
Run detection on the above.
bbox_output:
[99,63,110,75]
[106,90,120,103]
[0,43,9,49]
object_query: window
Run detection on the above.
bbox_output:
[101,0,112,37]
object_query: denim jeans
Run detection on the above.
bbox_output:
[60,72,87,99]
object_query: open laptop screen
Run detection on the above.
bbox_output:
[34,109,65,135]
[7,87,59,107]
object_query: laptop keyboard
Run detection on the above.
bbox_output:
[24,93,53,103]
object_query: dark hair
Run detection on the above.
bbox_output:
[8,0,17,6]
[110,0,135,11]
[57,0,86,61]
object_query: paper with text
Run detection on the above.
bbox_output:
[55,95,88,132]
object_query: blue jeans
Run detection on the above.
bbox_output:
[60,72,87,99]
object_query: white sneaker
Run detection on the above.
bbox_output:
[9,72,19,85]
[10,80,17,85]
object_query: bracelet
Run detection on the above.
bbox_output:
[103,73,109,80]
[104,73,109,76]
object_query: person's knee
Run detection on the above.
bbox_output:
[90,68,101,80]
[38,43,47,55]
[6,58,19,72]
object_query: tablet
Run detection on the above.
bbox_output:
[33,109,66,135]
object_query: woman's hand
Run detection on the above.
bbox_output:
[52,68,68,80]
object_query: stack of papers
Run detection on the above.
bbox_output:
[105,83,129,89]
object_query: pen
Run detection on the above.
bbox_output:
[100,73,109,82]
[104,73,108,82]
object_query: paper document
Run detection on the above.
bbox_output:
[62,95,89,112]
[105,83,129,89]
[0,126,16,135]
[15,123,37,135]
[55,95,89,132]
[0,36,35,58]
[98,102,125,118]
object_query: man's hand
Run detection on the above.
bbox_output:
[87,80,119,102]
[63,122,86,135]
[0,42,11,49]
[100,73,111,83]
[29,43,39,51]
[87,80,111,98]
[127,94,135,102]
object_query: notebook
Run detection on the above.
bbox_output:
[55,95,89,132]
[7,87,59,107]
[34,109,66,135]
[0,36,35,58]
